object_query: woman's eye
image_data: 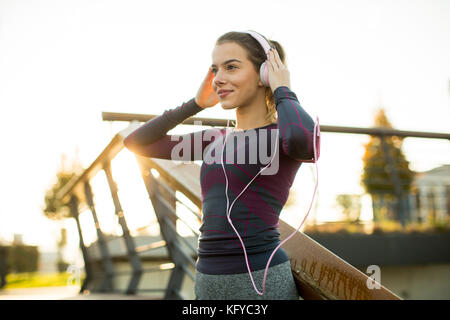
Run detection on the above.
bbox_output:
[211,65,236,74]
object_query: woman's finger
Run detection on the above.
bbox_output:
[266,55,274,73]
[272,48,283,68]
[268,49,279,70]
[207,67,215,81]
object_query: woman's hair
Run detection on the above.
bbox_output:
[215,31,287,125]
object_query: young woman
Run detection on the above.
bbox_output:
[124,31,316,300]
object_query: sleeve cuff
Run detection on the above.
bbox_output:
[273,86,299,106]
[185,97,204,114]
[164,97,204,125]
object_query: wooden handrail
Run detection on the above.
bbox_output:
[102,111,450,140]
[59,121,402,299]
[56,122,141,203]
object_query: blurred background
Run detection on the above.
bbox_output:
[0,0,449,300]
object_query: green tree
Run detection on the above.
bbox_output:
[42,153,83,272]
[360,108,414,222]
[8,245,38,274]
[42,153,83,220]
[335,194,361,223]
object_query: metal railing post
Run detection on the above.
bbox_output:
[135,159,192,300]
[84,181,115,292]
[103,161,142,294]
[69,194,93,293]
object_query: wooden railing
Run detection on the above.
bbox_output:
[57,114,445,299]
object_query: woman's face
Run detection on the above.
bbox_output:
[211,42,263,110]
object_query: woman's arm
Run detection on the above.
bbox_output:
[123,97,212,160]
[124,66,221,160]
[274,86,315,161]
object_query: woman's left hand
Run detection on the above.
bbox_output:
[266,48,291,93]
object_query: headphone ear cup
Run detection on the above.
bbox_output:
[260,62,269,87]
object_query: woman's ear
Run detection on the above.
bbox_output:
[257,79,265,87]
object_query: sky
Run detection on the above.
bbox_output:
[0,0,449,256]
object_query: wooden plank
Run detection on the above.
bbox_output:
[278,220,401,300]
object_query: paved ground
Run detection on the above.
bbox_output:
[0,286,159,300]
[0,286,81,300]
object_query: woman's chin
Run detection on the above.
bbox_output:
[221,102,237,110]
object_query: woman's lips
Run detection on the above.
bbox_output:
[218,91,233,98]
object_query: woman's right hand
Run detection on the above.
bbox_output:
[195,67,219,109]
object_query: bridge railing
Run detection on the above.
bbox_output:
[57,111,449,299]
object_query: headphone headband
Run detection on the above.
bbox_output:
[243,30,272,55]
[242,30,272,87]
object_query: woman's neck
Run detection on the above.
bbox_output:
[234,91,271,130]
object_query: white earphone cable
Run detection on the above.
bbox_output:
[221,116,319,296]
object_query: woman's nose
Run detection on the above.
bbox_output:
[213,70,226,86]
